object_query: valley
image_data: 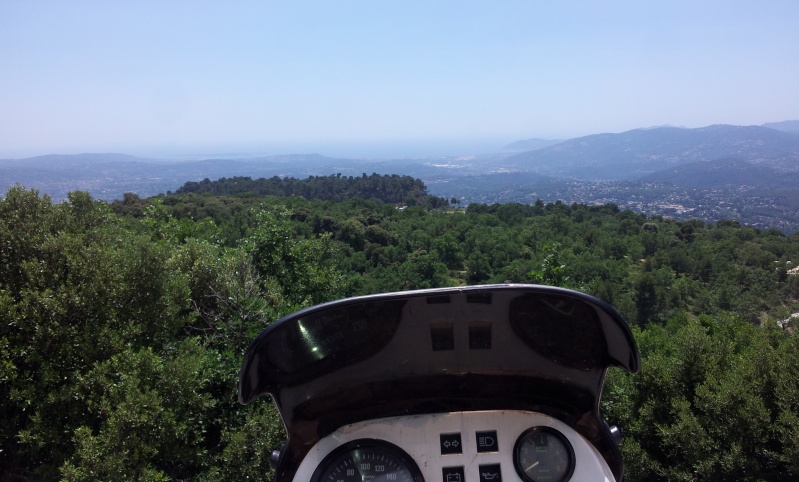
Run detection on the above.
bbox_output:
[3,122,799,232]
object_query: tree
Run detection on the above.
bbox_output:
[465,251,492,284]
[433,232,462,269]
[397,250,449,290]
[528,242,585,290]
[1,189,194,479]
[244,208,347,306]
[60,339,216,481]
[603,314,799,481]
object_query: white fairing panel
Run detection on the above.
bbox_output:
[293,410,615,482]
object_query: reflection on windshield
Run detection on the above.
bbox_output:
[260,299,407,384]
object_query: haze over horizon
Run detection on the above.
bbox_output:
[1,1,798,160]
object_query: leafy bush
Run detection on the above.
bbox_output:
[603,314,799,481]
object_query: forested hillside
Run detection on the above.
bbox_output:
[2,181,799,481]
[174,173,451,208]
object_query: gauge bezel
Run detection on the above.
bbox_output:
[513,426,576,482]
[310,438,425,482]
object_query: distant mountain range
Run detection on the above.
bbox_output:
[500,124,799,180]
[3,121,799,231]
[638,158,799,190]
[502,138,563,152]
[762,120,799,133]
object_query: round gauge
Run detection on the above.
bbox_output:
[311,439,424,482]
[513,426,575,482]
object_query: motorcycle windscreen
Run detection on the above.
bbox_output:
[237,284,640,481]
[239,285,638,405]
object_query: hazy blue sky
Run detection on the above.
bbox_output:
[1,1,798,159]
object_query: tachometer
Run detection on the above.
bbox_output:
[513,426,575,482]
[311,439,424,482]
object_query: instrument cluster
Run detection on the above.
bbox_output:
[296,411,615,482]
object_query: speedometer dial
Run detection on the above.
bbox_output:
[311,439,424,482]
[514,427,575,482]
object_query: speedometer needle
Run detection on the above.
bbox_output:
[525,461,540,471]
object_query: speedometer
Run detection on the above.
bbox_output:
[311,439,424,482]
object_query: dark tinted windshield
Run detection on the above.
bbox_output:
[239,285,638,405]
